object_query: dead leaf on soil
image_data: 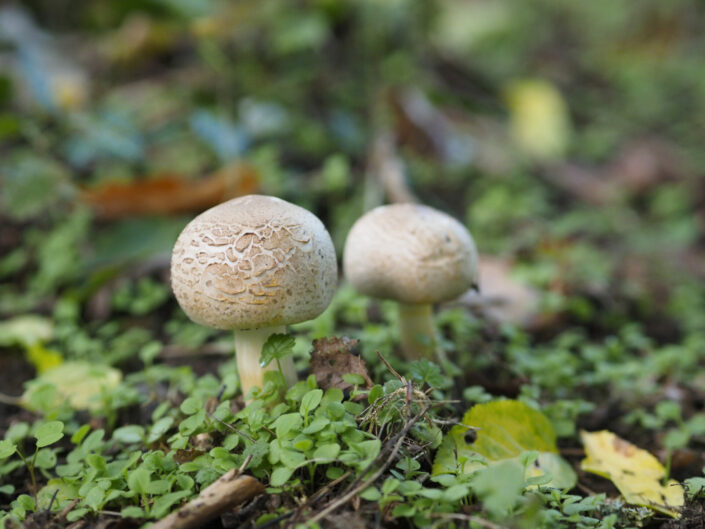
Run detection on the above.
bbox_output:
[310,337,373,391]
[81,163,258,219]
[580,430,684,518]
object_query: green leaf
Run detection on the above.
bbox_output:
[71,425,90,445]
[121,506,145,519]
[113,425,144,444]
[243,440,269,468]
[392,503,416,517]
[302,417,329,434]
[270,466,294,487]
[151,490,191,519]
[67,508,90,522]
[407,359,445,388]
[368,385,383,405]
[84,486,105,510]
[5,423,29,444]
[34,449,57,469]
[180,397,203,415]
[300,389,323,416]
[148,417,174,443]
[432,400,576,489]
[342,373,365,386]
[472,459,525,517]
[272,413,302,438]
[179,410,207,436]
[127,468,151,495]
[34,421,64,448]
[0,440,16,459]
[360,487,381,501]
[0,484,15,495]
[313,443,340,462]
[260,334,295,367]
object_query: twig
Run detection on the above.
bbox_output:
[206,410,255,443]
[376,351,404,382]
[307,405,431,525]
[150,470,264,529]
[286,470,353,527]
[238,454,253,474]
[576,481,598,496]
[97,510,122,517]
[54,499,80,522]
[0,392,22,406]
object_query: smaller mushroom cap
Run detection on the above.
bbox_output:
[171,195,337,330]
[343,204,478,305]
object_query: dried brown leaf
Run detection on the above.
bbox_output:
[310,337,372,391]
[81,163,258,219]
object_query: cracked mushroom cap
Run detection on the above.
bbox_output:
[171,195,337,330]
[343,203,478,305]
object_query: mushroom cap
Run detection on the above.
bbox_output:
[171,195,337,330]
[343,203,478,305]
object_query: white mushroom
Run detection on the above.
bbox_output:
[343,203,478,359]
[171,195,337,397]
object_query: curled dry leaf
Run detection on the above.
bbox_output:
[310,337,373,391]
[81,163,258,219]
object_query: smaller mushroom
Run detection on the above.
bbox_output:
[171,195,338,398]
[343,203,478,359]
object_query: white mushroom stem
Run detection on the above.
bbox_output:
[234,326,297,397]
[397,303,436,360]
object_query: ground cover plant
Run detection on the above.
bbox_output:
[2,0,705,527]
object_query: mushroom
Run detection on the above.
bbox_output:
[343,203,478,359]
[171,195,337,397]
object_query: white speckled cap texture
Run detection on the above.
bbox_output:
[344,203,478,304]
[171,195,338,330]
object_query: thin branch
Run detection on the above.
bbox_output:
[0,392,22,406]
[151,471,264,529]
[206,410,255,443]
[286,470,353,527]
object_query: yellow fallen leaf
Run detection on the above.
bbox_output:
[505,79,571,162]
[580,430,684,518]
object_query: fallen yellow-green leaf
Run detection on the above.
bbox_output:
[580,430,684,518]
[22,362,122,413]
[433,400,576,489]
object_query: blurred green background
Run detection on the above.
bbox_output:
[1,0,703,333]
[2,0,705,525]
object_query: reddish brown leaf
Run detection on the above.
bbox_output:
[81,163,258,219]
[310,336,373,391]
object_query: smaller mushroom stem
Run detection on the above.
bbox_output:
[234,326,297,398]
[397,303,436,359]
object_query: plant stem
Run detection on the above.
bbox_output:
[234,326,296,398]
[397,303,436,359]
[0,392,22,406]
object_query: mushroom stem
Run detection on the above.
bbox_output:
[234,326,297,398]
[397,303,436,359]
